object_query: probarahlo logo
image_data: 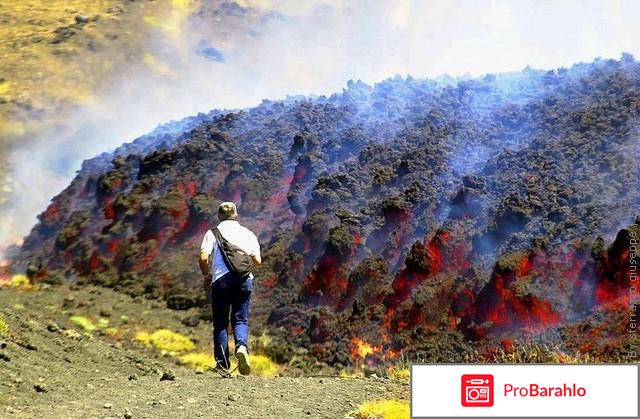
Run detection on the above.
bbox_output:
[461,374,494,407]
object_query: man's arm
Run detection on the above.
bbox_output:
[199,252,212,288]
[199,230,214,288]
[251,234,262,265]
[199,252,210,276]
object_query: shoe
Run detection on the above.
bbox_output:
[214,365,232,378]
[236,345,251,376]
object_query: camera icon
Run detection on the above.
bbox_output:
[461,374,494,407]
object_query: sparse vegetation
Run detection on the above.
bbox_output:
[134,329,195,353]
[0,284,404,417]
[178,352,215,372]
[103,327,120,337]
[339,369,365,379]
[69,315,96,332]
[177,348,280,376]
[0,316,8,337]
[349,399,410,419]
[9,274,32,290]
[246,354,279,378]
[478,342,599,364]
[387,366,410,381]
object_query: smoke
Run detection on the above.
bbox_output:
[2,0,640,255]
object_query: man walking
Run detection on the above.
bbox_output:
[199,202,261,375]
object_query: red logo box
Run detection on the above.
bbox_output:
[461,374,494,407]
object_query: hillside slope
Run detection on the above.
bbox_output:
[0,285,406,418]
[10,56,640,365]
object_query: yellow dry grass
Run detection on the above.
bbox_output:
[479,342,599,363]
[5,274,34,290]
[134,329,195,353]
[103,327,120,337]
[0,316,8,337]
[387,366,410,381]
[245,354,279,377]
[177,350,280,377]
[349,400,410,419]
[178,352,215,372]
[69,314,115,333]
[69,315,97,332]
[134,330,151,344]
[0,81,9,96]
[339,369,365,379]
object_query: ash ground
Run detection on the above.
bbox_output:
[0,285,407,419]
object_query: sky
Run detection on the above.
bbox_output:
[2,0,640,250]
[219,0,640,103]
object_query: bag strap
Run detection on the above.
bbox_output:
[211,227,233,272]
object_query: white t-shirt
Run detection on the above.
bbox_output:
[200,220,260,283]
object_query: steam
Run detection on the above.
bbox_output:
[2,0,640,256]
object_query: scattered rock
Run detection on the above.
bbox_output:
[46,322,60,333]
[63,329,82,340]
[74,15,90,24]
[103,402,112,409]
[0,353,10,362]
[128,374,138,381]
[166,295,198,310]
[199,310,213,324]
[17,341,37,351]
[62,296,75,309]
[33,383,47,393]
[99,309,112,317]
[181,316,200,327]
[363,369,378,378]
[5,407,20,415]
[124,408,133,419]
[227,393,240,402]
[160,370,175,381]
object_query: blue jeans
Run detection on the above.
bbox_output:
[210,272,252,369]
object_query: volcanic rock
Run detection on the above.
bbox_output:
[13,56,640,363]
[33,383,47,393]
[181,316,200,327]
[160,370,176,381]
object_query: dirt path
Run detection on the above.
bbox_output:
[5,371,402,419]
[0,285,408,418]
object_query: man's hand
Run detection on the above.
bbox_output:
[203,274,212,289]
[199,251,212,290]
